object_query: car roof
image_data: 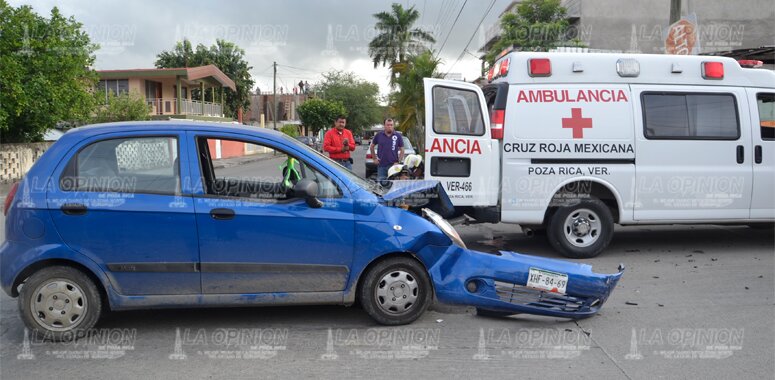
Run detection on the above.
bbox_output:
[64,120,285,139]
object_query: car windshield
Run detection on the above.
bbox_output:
[402,136,413,150]
[279,133,385,195]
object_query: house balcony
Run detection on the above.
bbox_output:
[146,98,223,118]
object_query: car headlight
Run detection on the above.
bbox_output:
[422,208,466,249]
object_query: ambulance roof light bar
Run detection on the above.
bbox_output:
[528,58,551,77]
[702,61,724,80]
[499,57,510,76]
[738,60,763,68]
[616,58,640,77]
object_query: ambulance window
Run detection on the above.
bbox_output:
[642,94,689,137]
[643,93,739,140]
[432,86,485,136]
[757,93,775,140]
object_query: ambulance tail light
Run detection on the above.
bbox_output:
[4,181,19,216]
[738,60,763,68]
[487,66,495,82]
[490,109,505,140]
[528,58,551,77]
[702,61,724,79]
[366,153,373,159]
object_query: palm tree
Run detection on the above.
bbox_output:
[368,3,435,85]
[391,50,442,150]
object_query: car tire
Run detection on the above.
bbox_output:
[19,266,102,341]
[475,308,516,318]
[359,257,432,325]
[547,198,614,259]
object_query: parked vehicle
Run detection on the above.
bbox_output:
[423,52,775,258]
[295,135,320,151]
[354,135,363,145]
[365,135,416,179]
[1,121,622,339]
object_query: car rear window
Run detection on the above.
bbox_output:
[61,136,180,194]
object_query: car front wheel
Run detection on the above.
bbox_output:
[359,257,432,325]
[19,266,102,341]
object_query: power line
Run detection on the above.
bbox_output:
[437,0,458,38]
[444,0,497,75]
[276,63,321,74]
[436,0,468,58]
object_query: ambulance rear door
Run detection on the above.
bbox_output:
[423,78,500,207]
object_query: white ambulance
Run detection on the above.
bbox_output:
[423,52,775,258]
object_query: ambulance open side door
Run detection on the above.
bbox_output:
[423,78,500,207]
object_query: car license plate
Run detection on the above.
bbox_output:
[527,268,568,294]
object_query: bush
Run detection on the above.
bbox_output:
[279,124,300,137]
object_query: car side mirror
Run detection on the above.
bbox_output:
[293,178,323,208]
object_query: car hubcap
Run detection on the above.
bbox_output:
[375,270,419,315]
[31,280,87,331]
[563,208,601,248]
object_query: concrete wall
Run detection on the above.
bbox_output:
[0,142,54,184]
[574,0,775,54]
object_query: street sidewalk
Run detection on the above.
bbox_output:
[211,152,278,169]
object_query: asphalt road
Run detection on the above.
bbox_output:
[0,147,773,379]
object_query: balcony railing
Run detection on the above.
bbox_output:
[146,98,223,117]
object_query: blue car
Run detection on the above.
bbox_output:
[1,121,623,340]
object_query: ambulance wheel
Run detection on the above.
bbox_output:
[547,198,614,259]
[359,257,432,325]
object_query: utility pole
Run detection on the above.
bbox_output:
[273,61,277,131]
[669,0,682,24]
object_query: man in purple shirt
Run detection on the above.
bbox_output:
[369,118,404,182]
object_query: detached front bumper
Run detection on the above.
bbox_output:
[426,246,623,319]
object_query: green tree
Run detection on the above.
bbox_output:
[368,3,435,85]
[316,71,381,136]
[0,1,98,142]
[297,98,347,136]
[279,124,300,138]
[485,0,573,64]
[391,50,442,151]
[92,92,151,123]
[155,39,254,120]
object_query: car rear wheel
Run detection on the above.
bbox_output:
[359,257,432,325]
[19,266,102,341]
[547,198,614,259]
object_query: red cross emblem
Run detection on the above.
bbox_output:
[562,108,592,139]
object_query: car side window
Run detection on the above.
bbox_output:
[432,86,485,136]
[757,93,775,141]
[643,93,739,140]
[61,136,179,194]
[198,137,341,200]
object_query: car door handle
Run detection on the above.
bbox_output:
[736,145,744,164]
[210,208,235,220]
[755,145,762,164]
[61,203,87,216]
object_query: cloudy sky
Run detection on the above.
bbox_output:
[10,0,510,98]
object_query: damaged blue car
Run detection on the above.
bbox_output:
[1,122,623,339]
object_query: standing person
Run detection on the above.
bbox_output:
[370,118,404,182]
[304,80,310,94]
[323,115,355,170]
[298,80,305,93]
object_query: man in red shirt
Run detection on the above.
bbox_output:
[323,115,355,170]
